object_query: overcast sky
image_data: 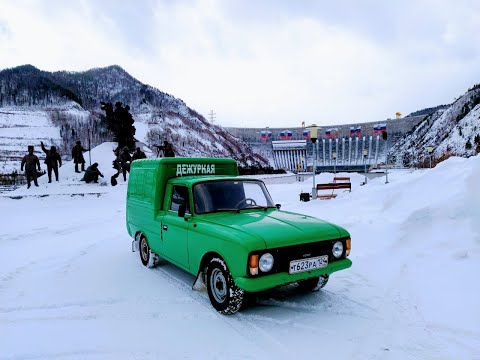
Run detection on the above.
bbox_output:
[1,0,480,128]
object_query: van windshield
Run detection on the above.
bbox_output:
[193,180,275,214]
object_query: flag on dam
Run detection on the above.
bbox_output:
[280,130,292,140]
[260,130,272,141]
[374,124,387,135]
[326,128,339,138]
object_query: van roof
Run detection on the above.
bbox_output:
[168,175,263,186]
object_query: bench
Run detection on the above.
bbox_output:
[316,177,351,199]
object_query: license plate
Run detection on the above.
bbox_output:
[289,255,328,274]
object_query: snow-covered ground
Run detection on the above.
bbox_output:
[0,145,479,359]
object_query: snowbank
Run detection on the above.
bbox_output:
[0,154,479,359]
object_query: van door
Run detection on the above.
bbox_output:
[161,185,191,269]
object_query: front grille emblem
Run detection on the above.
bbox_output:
[302,253,311,258]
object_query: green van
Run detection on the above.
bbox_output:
[126,157,352,314]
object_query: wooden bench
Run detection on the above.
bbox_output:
[316,177,351,199]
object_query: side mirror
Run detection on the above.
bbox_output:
[178,204,186,218]
[275,204,281,210]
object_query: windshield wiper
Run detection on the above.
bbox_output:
[238,205,268,211]
[216,208,240,213]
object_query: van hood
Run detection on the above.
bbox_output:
[199,209,347,249]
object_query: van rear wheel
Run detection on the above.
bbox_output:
[139,236,158,268]
[140,236,150,266]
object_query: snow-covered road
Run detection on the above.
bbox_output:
[1,148,479,359]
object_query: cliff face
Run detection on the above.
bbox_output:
[0,65,267,173]
[390,85,480,166]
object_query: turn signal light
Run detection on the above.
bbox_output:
[346,238,351,257]
[249,255,259,275]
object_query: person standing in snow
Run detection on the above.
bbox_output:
[81,163,104,183]
[41,141,62,183]
[132,147,146,161]
[163,140,175,157]
[111,146,132,183]
[72,140,88,173]
[21,145,41,189]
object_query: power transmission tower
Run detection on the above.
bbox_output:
[208,110,216,124]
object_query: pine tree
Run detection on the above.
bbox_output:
[465,139,472,150]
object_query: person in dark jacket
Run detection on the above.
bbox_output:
[41,141,62,183]
[81,163,104,183]
[163,141,175,157]
[132,147,147,161]
[72,140,88,173]
[112,146,132,182]
[21,145,41,188]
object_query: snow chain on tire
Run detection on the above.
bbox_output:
[207,257,244,315]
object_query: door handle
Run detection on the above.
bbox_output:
[162,224,168,231]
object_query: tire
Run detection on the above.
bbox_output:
[206,258,244,315]
[139,236,158,268]
[297,274,329,292]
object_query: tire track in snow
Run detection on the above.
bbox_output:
[149,263,292,355]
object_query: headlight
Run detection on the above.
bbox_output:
[332,241,344,258]
[259,253,274,272]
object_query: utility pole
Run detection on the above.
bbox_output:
[208,110,216,124]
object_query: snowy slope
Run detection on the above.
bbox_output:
[0,150,479,359]
[0,109,61,173]
[0,65,267,172]
[391,85,480,165]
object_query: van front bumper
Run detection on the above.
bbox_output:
[234,258,352,292]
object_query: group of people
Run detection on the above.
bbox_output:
[20,139,173,189]
[110,146,146,185]
[21,142,63,188]
[20,140,97,188]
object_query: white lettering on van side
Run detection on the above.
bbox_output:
[176,164,217,176]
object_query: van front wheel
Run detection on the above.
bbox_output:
[206,258,244,315]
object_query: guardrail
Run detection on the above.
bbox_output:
[0,173,27,192]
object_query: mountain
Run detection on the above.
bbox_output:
[0,64,267,173]
[390,84,480,166]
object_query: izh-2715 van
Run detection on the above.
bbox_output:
[126,157,352,314]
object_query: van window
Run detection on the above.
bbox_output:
[170,185,190,213]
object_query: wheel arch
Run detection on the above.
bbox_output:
[198,251,224,275]
[135,230,146,241]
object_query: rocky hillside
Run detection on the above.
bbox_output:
[0,65,267,173]
[390,84,480,166]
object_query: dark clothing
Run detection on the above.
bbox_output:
[21,154,40,172]
[120,150,132,164]
[21,153,40,188]
[72,144,87,164]
[75,163,85,172]
[47,165,59,183]
[81,165,103,183]
[25,169,39,188]
[112,152,130,182]
[163,143,175,157]
[41,143,62,182]
[132,150,146,161]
